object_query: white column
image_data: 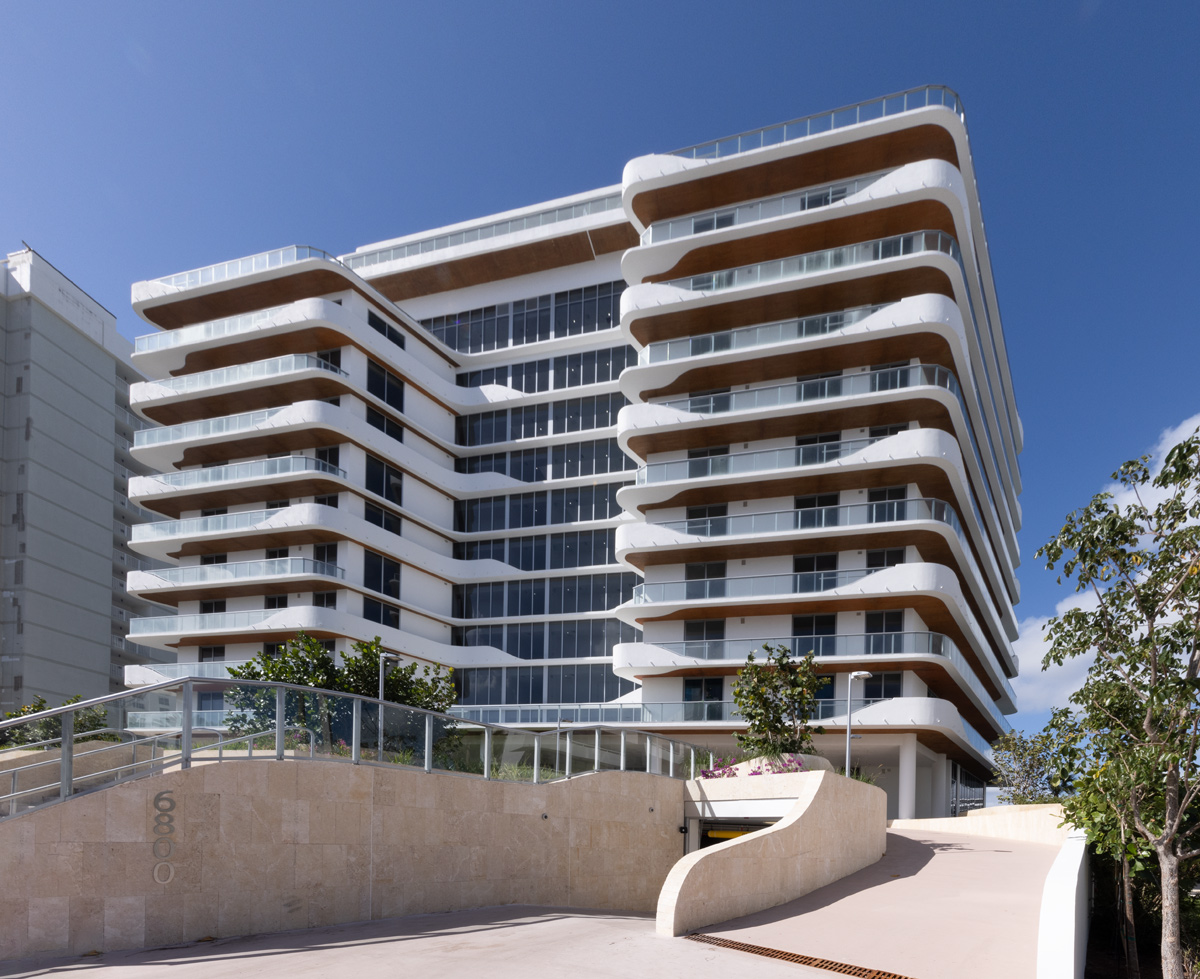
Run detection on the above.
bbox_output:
[932,753,950,817]
[898,734,917,820]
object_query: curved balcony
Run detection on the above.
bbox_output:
[636,434,878,486]
[669,86,963,162]
[638,303,890,366]
[130,609,279,636]
[134,304,292,355]
[132,353,348,400]
[140,557,343,586]
[135,455,344,492]
[640,171,893,245]
[633,568,878,605]
[619,632,1012,730]
[134,407,288,448]
[666,229,960,294]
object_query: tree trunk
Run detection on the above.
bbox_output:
[1159,844,1184,979]
[1121,851,1140,979]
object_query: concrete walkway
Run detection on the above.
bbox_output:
[0,906,828,979]
[699,827,1061,979]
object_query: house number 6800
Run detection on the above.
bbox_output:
[151,790,176,883]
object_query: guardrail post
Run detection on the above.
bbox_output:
[619,730,627,771]
[351,699,362,764]
[424,714,433,773]
[180,682,192,771]
[9,771,17,816]
[532,735,541,784]
[483,727,492,780]
[564,732,572,778]
[690,748,696,780]
[593,729,601,773]
[669,743,675,779]
[59,711,74,799]
[275,686,286,761]
[645,736,653,774]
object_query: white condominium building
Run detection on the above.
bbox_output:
[124,87,1021,818]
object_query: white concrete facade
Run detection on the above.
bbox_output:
[122,87,1020,817]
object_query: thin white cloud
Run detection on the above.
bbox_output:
[1105,412,1200,512]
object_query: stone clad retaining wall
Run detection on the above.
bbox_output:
[890,803,1071,846]
[657,770,887,937]
[0,760,685,960]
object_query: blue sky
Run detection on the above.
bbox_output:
[3,1,1197,732]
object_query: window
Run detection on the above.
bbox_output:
[683,620,724,657]
[867,486,907,522]
[865,611,904,654]
[199,553,227,565]
[685,561,725,600]
[793,614,836,655]
[366,406,404,443]
[363,597,400,630]
[199,600,225,615]
[870,362,911,392]
[313,591,337,609]
[686,504,727,536]
[363,550,400,599]
[315,445,340,470]
[197,692,224,712]
[367,310,406,349]
[869,423,908,439]
[454,667,504,705]
[266,499,290,510]
[365,454,402,507]
[546,663,633,703]
[796,432,841,464]
[367,360,405,413]
[200,507,227,517]
[505,666,543,705]
[266,547,288,560]
[864,672,903,699]
[794,554,837,590]
[264,595,288,609]
[198,645,225,662]
[866,548,906,569]
[315,494,339,508]
[313,543,337,566]
[795,493,838,528]
[683,677,725,720]
[687,445,728,479]
[263,642,285,659]
[365,502,401,536]
[316,349,341,370]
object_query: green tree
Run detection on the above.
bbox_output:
[1038,428,1200,979]
[338,637,456,712]
[732,643,825,757]
[989,708,1070,805]
[0,694,111,748]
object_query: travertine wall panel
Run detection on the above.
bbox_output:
[0,760,683,960]
[657,770,887,936]
[890,803,1070,846]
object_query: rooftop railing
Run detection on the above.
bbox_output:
[134,304,293,354]
[146,246,344,292]
[632,568,880,605]
[134,353,348,397]
[641,170,892,245]
[670,85,963,161]
[0,676,714,821]
[343,193,623,271]
[636,434,880,485]
[142,558,343,586]
[134,407,287,448]
[667,229,960,293]
[136,456,345,492]
[638,304,889,365]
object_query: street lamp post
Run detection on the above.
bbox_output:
[845,670,872,776]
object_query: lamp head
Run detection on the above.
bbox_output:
[849,670,872,680]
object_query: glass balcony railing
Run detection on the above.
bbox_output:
[137,456,345,492]
[142,558,343,586]
[147,246,343,291]
[343,193,623,271]
[632,568,880,605]
[637,434,879,485]
[670,85,963,160]
[130,610,278,635]
[129,660,256,680]
[450,701,744,724]
[641,170,892,244]
[660,363,960,415]
[132,506,307,543]
[134,304,293,354]
[644,631,1011,732]
[657,497,964,541]
[134,408,287,447]
[136,354,348,397]
[638,304,889,365]
[667,230,961,293]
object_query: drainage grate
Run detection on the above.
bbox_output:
[684,933,919,979]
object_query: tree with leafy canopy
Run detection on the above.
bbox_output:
[1038,428,1200,979]
[0,694,111,748]
[989,708,1070,805]
[731,643,825,758]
